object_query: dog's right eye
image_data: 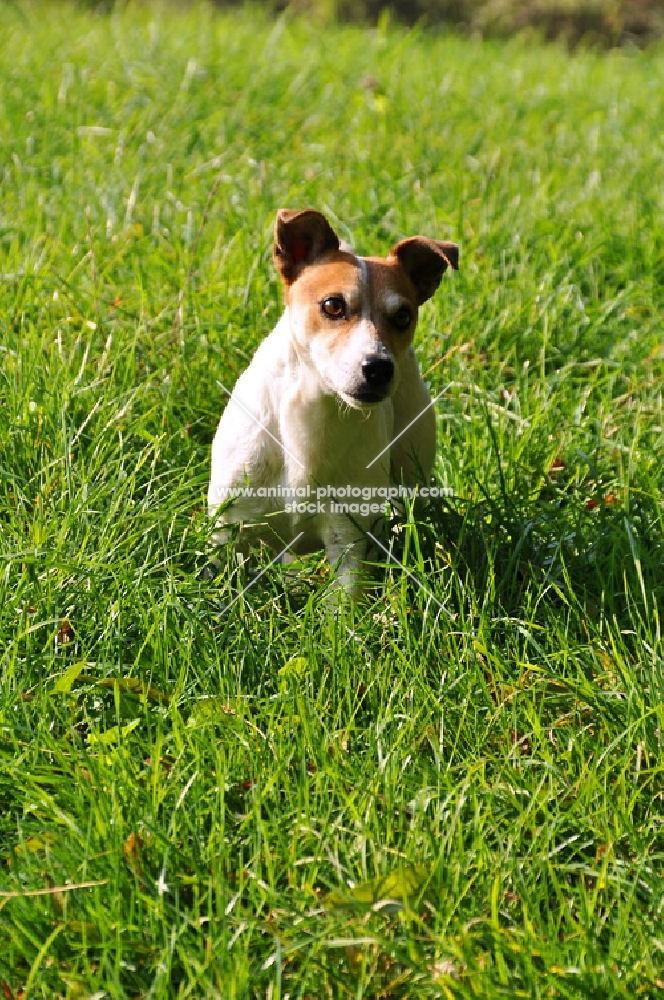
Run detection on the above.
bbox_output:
[321,296,346,320]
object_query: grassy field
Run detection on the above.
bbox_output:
[1,2,663,997]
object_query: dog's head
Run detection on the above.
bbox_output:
[273,208,458,409]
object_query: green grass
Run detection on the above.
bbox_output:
[1,3,663,997]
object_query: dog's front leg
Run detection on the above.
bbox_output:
[321,520,372,599]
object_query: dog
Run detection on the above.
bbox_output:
[208,208,458,596]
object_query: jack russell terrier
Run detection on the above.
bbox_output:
[208,208,458,595]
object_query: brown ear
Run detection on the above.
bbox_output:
[389,237,459,305]
[273,209,340,285]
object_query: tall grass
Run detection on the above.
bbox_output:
[0,3,663,997]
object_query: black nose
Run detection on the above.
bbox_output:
[361,354,394,389]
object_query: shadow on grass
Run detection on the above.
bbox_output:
[400,473,664,635]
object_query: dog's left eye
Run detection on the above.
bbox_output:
[321,296,346,320]
[392,305,412,330]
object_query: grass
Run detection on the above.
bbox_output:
[0,2,663,997]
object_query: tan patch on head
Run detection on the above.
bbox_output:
[361,257,420,355]
[287,251,419,356]
[286,252,360,298]
[286,252,363,333]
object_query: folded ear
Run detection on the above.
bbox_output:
[273,209,340,285]
[389,237,459,305]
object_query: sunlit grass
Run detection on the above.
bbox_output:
[0,3,663,997]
